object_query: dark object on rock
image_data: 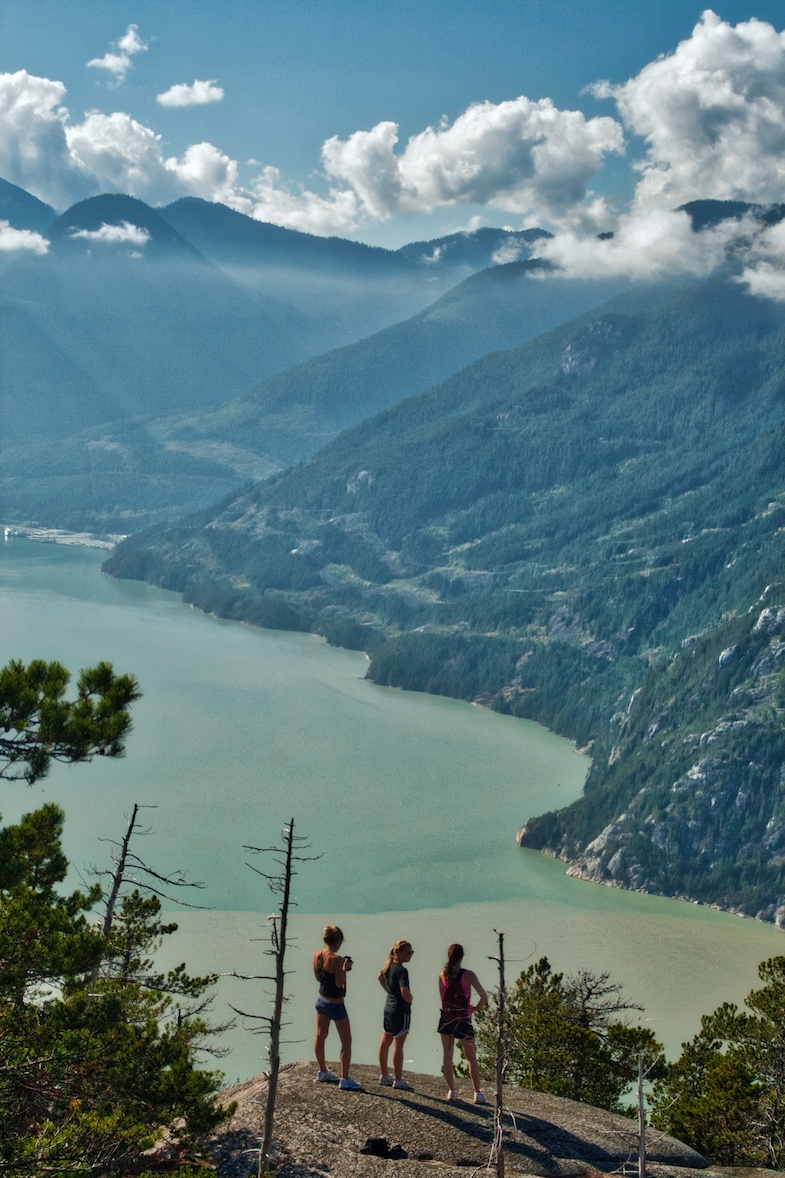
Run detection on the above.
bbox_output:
[360,1136,407,1158]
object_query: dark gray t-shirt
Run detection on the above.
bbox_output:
[383,962,410,1012]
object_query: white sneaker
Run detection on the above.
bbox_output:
[473,1089,489,1105]
[379,1073,394,1086]
[392,1077,413,1091]
[316,1069,339,1083]
[446,1089,458,1102]
[338,1075,363,1091]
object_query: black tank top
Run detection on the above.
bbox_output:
[316,952,346,999]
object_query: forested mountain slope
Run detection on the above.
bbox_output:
[106,273,785,917]
[153,261,627,469]
[0,176,56,232]
[2,257,622,532]
[159,198,545,352]
[1,193,310,442]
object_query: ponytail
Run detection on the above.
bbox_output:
[443,943,464,978]
[381,939,412,979]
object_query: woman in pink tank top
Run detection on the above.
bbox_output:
[437,942,488,1105]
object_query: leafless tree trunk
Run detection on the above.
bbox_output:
[490,929,507,1178]
[231,818,320,1178]
[638,1053,646,1178]
[259,820,295,1177]
[90,803,206,985]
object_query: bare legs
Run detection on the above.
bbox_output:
[379,1031,408,1080]
[336,1015,352,1079]
[315,1012,352,1079]
[441,1033,482,1095]
[314,1012,330,1072]
[441,1032,456,1092]
[462,1038,482,1093]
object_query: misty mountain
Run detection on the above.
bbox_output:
[2,247,624,531]
[1,182,567,529]
[160,197,547,351]
[396,225,549,268]
[0,177,56,232]
[0,192,322,444]
[155,260,628,469]
[106,273,785,917]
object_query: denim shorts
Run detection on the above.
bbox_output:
[315,996,348,1021]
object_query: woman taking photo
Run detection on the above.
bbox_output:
[437,942,488,1104]
[313,925,362,1091]
[377,939,414,1090]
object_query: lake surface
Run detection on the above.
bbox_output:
[2,538,783,1083]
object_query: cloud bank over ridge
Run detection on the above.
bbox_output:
[0,10,782,290]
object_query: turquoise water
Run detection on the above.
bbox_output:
[2,538,782,1080]
[0,540,588,912]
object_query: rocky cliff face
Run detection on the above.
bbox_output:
[519,598,785,923]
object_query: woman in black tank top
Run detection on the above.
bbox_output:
[312,925,362,1090]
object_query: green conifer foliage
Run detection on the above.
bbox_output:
[651,956,785,1168]
[475,956,663,1112]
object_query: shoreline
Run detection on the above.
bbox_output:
[2,525,125,551]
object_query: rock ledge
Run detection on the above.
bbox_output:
[204,1061,718,1177]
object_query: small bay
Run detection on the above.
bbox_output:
[2,538,782,1082]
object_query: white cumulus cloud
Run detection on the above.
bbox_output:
[0,219,49,253]
[535,207,749,280]
[594,10,785,210]
[3,10,784,248]
[736,218,785,301]
[0,71,84,209]
[69,220,151,245]
[157,79,224,108]
[321,98,624,229]
[86,24,148,84]
[240,166,361,236]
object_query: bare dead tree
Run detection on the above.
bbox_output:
[229,818,321,1178]
[88,802,209,985]
[566,968,644,1032]
[638,1052,646,1178]
[489,929,507,1178]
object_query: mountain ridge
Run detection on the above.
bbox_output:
[104,269,785,919]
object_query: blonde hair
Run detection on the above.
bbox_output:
[323,925,344,949]
[443,943,464,978]
[380,939,412,980]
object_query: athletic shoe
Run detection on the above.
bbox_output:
[316,1070,339,1083]
[392,1077,413,1091]
[473,1090,489,1105]
[446,1089,458,1102]
[338,1076,363,1091]
[378,1073,394,1086]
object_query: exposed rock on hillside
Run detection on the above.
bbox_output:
[204,1062,710,1177]
[519,599,785,921]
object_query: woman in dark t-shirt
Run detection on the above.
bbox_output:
[377,939,414,1090]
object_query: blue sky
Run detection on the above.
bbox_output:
[1,0,784,250]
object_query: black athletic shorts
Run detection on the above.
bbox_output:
[437,1012,474,1040]
[383,1005,411,1038]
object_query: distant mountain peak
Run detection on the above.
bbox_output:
[0,176,57,233]
[47,193,206,260]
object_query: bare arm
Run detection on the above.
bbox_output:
[466,970,488,1013]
